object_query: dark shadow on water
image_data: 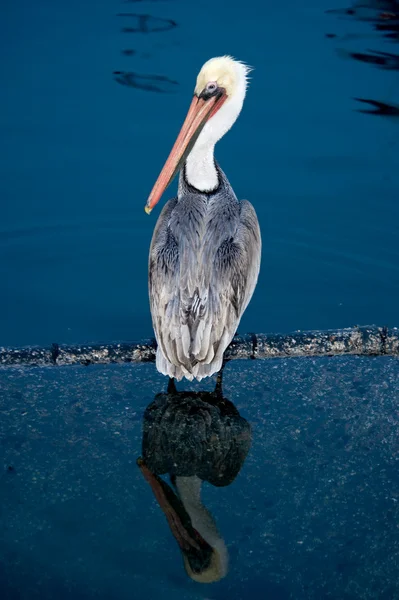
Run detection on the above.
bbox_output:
[326,0,399,31]
[338,47,399,69]
[376,21,399,39]
[354,96,399,115]
[327,0,399,117]
[123,0,170,3]
[113,71,178,93]
[326,0,399,43]
[114,9,178,92]
[118,13,177,33]
[121,49,153,59]
[137,377,251,583]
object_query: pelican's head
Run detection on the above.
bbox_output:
[145,56,252,214]
[194,55,250,104]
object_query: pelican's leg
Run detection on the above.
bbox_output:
[167,377,177,394]
[215,359,229,397]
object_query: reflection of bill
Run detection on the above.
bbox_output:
[113,71,178,93]
[354,97,399,116]
[137,378,252,583]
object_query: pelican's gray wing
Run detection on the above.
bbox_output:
[148,196,179,369]
[149,195,261,381]
[212,199,260,319]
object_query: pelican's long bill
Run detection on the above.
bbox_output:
[137,458,221,582]
[137,458,210,555]
[144,91,227,214]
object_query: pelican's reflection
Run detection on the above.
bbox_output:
[137,377,251,583]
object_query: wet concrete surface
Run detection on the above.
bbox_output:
[1,356,398,599]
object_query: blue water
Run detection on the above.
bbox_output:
[1,0,398,348]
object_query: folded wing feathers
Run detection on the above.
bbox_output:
[149,195,261,381]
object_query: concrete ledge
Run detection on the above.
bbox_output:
[0,325,398,368]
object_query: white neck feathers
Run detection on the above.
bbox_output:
[185,146,218,192]
[184,60,248,192]
[175,476,222,547]
[175,475,229,580]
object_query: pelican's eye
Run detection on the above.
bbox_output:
[206,81,217,93]
[199,81,221,101]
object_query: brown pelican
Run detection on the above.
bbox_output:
[137,378,251,583]
[145,56,261,381]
